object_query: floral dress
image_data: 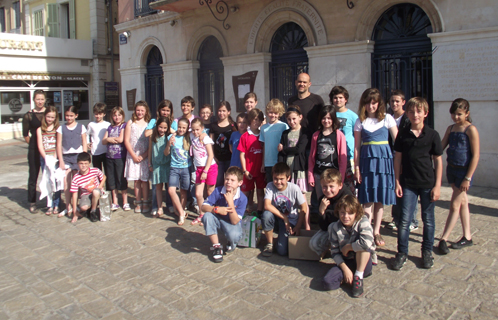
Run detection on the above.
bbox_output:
[124,122,149,181]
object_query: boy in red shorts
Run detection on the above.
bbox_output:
[238,108,265,216]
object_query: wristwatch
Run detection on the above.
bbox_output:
[464,176,471,181]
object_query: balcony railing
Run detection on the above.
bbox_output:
[135,0,157,18]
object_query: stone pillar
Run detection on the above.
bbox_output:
[305,40,375,107]
[162,61,200,116]
[429,27,498,187]
[119,66,146,118]
[220,53,271,113]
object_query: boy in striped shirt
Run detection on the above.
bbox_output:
[70,152,106,223]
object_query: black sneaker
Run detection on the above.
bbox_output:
[391,253,407,271]
[438,240,450,255]
[225,243,236,255]
[211,245,223,263]
[422,250,434,269]
[451,237,473,249]
[89,210,99,222]
[352,276,364,298]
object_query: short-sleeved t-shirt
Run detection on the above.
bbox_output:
[146,118,178,131]
[260,121,289,167]
[336,109,359,161]
[211,122,235,162]
[168,134,191,168]
[394,125,443,189]
[190,133,215,167]
[173,115,198,132]
[106,123,127,159]
[288,93,324,140]
[70,167,104,197]
[229,131,243,168]
[237,129,263,177]
[87,121,110,155]
[203,186,248,222]
[265,182,306,226]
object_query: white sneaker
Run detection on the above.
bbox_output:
[387,220,397,230]
[409,225,419,232]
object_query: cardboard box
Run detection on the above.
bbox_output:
[288,230,320,261]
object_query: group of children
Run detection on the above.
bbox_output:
[34,84,479,298]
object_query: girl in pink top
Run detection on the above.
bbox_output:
[308,105,347,200]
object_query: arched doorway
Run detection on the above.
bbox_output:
[198,36,224,109]
[145,46,164,116]
[270,22,309,107]
[371,3,434,125]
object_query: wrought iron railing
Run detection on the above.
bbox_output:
[135,0,157,18]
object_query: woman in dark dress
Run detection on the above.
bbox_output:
[23,90,46,213]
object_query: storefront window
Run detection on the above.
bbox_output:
[46,90,89,121]
[0,92,31,124]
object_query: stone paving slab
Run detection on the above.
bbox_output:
[0,141,498,319]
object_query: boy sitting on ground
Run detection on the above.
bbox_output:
[201,166,248,263]
[323,195,375,298]
[261,162,307,257]
[70,152,106,223]
[309,169,352,258]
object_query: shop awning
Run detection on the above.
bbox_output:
[0,72,90,82]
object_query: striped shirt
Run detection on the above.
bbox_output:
[41,130,57,157]
[328,215,375,266]
[70,168,104,196]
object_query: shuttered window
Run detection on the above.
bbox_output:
[46,1,75,39]
[47,3,59,37]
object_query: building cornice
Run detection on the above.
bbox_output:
[114,11,179,33]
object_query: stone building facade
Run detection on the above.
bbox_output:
[115,0,498,187]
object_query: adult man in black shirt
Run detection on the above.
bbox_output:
[288,73,325,219]
[288,73,325,141]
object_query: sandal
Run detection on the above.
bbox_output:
[134,201,142,213]
[156,208,164,218]
[142,201,151,213]
[29,203,37,213]
[178,215,185,226]
[53,207,59,216]
[191,214,204,226]
[374,234,385,247]
[45,208,53,215]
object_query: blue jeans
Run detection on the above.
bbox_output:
[169,167,190,190]
[261,210,294,256]
[397,187,435,254]
[391,196,418,227]
[202,212,242,245]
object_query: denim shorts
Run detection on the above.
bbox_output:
[447,165,471,189]
[169,167,190,190]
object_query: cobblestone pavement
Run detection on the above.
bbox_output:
[0,139,497,319]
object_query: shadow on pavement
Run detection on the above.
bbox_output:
[165,226,210,257]
[0,186,30,209]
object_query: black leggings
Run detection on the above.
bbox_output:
[27,148,41,203]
